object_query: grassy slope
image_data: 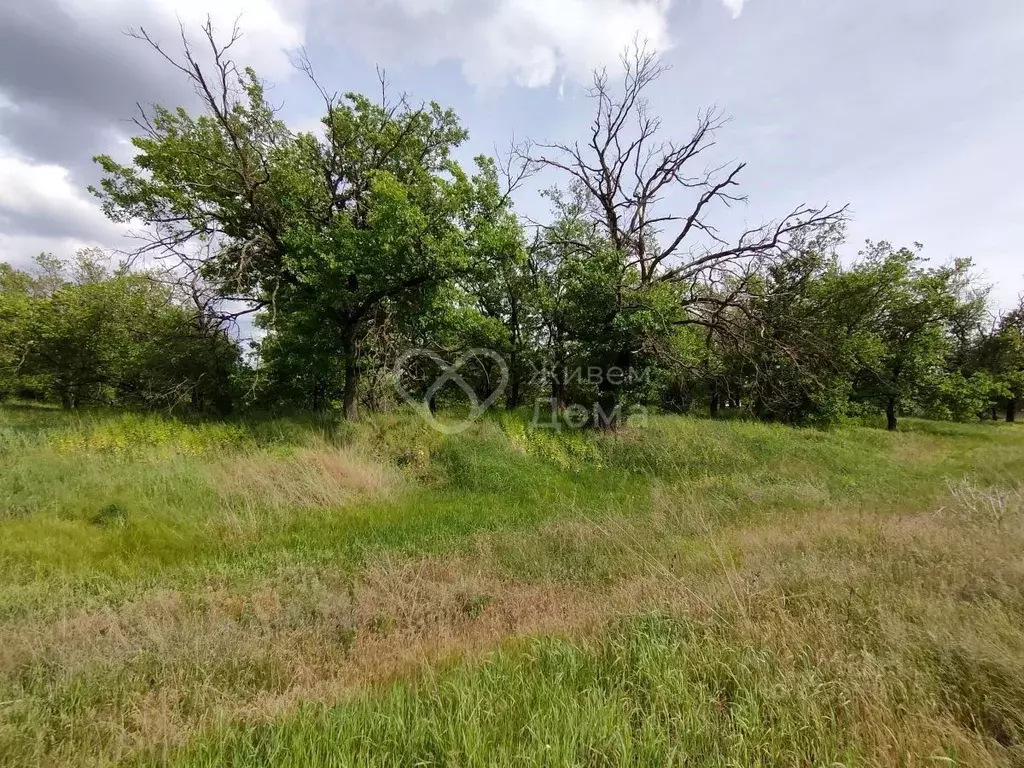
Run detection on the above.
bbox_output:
[1,403,1023,766]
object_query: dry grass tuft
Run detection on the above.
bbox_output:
[8,481,1023,765]
[945,478,1023,529]
[208,444,403,511]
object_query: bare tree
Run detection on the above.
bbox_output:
[522,42,847,330]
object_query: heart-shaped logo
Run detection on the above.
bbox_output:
[394,348,510,434]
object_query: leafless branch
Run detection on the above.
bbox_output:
[525,39,848,312]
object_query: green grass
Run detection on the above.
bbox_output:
[1,403,1023,765]
[136,616,858,767]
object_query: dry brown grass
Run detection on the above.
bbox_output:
[207,443,404,512]
[0,566,652,761]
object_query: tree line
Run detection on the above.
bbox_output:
[0,251,238,412]
[1,25,1021,429]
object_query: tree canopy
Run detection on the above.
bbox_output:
[1,24,1019,430]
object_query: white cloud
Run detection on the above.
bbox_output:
[0,153,124,243]
[335,0,675,88]
[0,1,311,271]
[0,234,112,268]
[54,0,307,79]
[720,0,746,19]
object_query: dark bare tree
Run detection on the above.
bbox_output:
[523,42,846,320]
[517,43,846,421]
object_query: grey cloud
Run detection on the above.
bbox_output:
[649,0,1024,307]
[309,0,673,88]
[0,208,97,241]
[0,0,277,259]
[0,0,196,177]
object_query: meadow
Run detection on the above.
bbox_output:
[1,402,1023,766]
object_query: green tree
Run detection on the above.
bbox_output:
[0,262,35,399]
[732,233,855,425]
[0,252,240,410]
[93,24,516,419]
[834,243,982,430]
[974,299,1024,422]
[5,252,133,407]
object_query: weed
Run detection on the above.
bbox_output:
[88,503,128,529]
[458,593,493,620]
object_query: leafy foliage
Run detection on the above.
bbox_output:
[0,252,239,411]
[1,26,1020,430]
[91,31,519,419]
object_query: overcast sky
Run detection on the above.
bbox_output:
[1,0,1021,308]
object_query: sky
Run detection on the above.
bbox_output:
[1,0,1022,309]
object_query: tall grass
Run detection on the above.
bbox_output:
[1,403,1022,765]
[140,616,859,768]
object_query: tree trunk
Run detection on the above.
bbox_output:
[593,347,632,431]
[550,365,566,412]
[506,378,521,410]
[342,359,359,421]
[710,391,720,419]
[1008,397,1018,424]
[311,377,325,413]
[506,348,521,410]
[886,397,898,431]
[340,324,361,421]
[60,390,76,410]
[191,385,205,413]
[506,305,521,410]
